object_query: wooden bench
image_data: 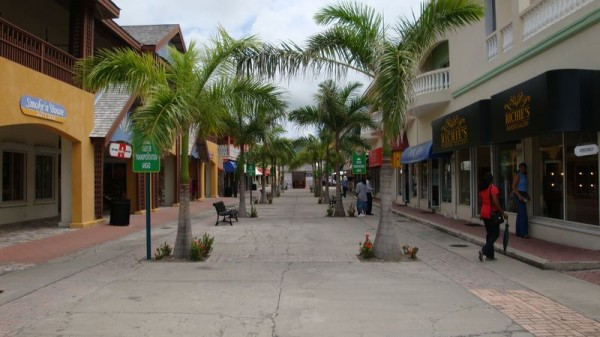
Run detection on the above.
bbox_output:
[212,201,238,226]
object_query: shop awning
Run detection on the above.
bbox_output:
[401,141,437,164]
[223,160,236,173]
[432,100,491,154]
[491,69,600,142]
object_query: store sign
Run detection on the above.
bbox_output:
[20,95,66,123]
[574,144,599,157]
[246,163,256,176]
[503,92,531,131]
[440,115,468,149]
[369,147,383,167]
[391,151,402,168]
[109,142,132,158]
[352,152,366,174]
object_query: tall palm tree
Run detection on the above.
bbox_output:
[77,29,271,259]
[268,136,295,198]
[238,0,483,259]
[222,78,287,216]
[291,134,327,196]
[290,80,375,216]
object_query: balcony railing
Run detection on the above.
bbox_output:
[522,0,593,41]
[0,18,76,86]
[218,144,240,159]
[413,68,450,96]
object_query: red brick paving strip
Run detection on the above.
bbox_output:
[473,289,600,336]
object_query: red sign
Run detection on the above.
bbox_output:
[109,142,132,159]
[369,147,383,167]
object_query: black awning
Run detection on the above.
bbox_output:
[432,100,491,154]
[491,69,600,142]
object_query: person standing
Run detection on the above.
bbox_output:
[478,172,508,261]
[342,177,349,198]
[365,176,373,215]
[355,178,368,217]
[512,162,529,238]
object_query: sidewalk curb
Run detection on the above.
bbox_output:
[390,208,600,271]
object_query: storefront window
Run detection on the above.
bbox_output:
[420,161,428,199]
[458,149,471,205]
[496,143,521,212]
[538,133,564,219]
[35,154,55,200]
[565,132,598,225]
[441,156,452,203]
[2,151,26,202]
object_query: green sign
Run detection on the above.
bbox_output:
[133,140,160,173]
[246,163,255,176]
[352,152,366,174]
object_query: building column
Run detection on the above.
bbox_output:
[69,141,98,228]
[211,162,218,197]
[59,138,72,227]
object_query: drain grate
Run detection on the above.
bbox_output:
[464,223,481,227]
[450,244,469,248]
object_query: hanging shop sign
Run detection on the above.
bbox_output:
[574,144,599,157]
[20,95,66,123]
[109,142,132,158]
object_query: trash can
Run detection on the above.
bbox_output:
[110,198,130,226]
[252,183,257,190]
[224,187,232,197]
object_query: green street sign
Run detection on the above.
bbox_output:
[246,163,255,176]
[133,140,160,173]
[352,152,366,174]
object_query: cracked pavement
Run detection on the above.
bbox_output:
[1,189,599,336]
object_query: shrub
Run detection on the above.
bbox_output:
[190,234,214,261]
[250,205,258,217]
[326,206,335,217]
[347,203,356,217]
[154,242,172,260]
[359,234,375,259]
[402,245,419,260]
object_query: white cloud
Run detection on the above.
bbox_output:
[114,0,425,139]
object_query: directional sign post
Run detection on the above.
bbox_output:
[133,140,160,260]
[352,152,366,174]
[246,163,255,206]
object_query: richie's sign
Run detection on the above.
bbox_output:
[440,115,468,149]
[503,92,531,131]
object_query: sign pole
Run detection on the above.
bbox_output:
[145,172,151,260]
[133,139,160,261]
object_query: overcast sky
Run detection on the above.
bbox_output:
[114,0,425,139]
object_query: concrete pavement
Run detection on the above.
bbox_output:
[1,188,600,336]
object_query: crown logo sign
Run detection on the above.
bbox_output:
[504,92,531,112]
[441,115,466,132]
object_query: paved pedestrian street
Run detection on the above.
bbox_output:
[0,189,599,336]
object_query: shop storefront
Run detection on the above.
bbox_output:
[490,69,599,231]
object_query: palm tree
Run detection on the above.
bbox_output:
[267,136,295,198]
[77,29,272,259]
[222,78,287,216]
[238,0,483,259]
[290,80,375,216]
[291,134,327,196]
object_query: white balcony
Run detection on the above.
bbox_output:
[522,0,593,41]
[218,144,240,159]
[413,68,450,96]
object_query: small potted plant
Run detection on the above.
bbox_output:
[402,245,419,260]
[326,206,335,217]
[347,203,356,217]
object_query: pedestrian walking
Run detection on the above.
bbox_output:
[355,178,368,217]
[512,162,530,238]
[478,172,508,262]
[366,176,373,215]
[342,177,348,198]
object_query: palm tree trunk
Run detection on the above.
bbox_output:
[173,184,192,258]
[173,131,192,259]
[238,147,248,217]
[373,157,402,260]
[260,162,267,203]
